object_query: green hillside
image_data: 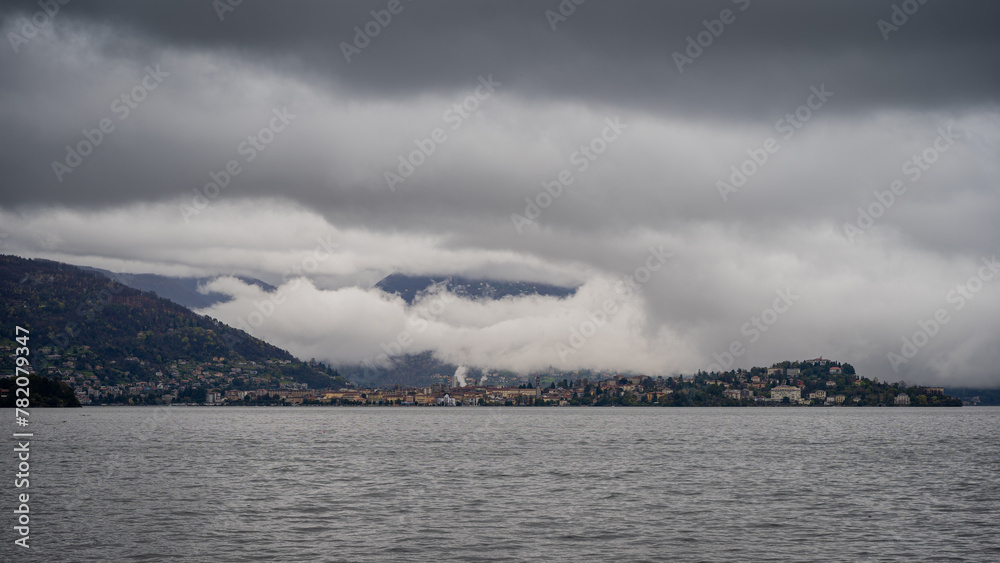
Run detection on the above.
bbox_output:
[1,255,347,403]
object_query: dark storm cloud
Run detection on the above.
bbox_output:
[3,0,1000,113]
[0,0,997,211]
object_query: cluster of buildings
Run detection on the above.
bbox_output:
[709,358,947,406]
[207,365,860,407]
[13,345,300,405]
[259,375,655,406]
[4,343,957,407]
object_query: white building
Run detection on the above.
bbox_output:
[771,385,801,401]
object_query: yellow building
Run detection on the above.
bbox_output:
[770,385,801,401]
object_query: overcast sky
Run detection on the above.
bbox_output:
[2,0,998,385]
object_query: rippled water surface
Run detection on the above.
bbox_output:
[4,407,999,562]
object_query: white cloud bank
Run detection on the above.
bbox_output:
[194,272,701,376]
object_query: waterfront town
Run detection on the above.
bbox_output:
[222,358,956,408]
[3,345,963,407]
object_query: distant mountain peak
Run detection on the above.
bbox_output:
[79,267,275,310]
[375,273,577,305]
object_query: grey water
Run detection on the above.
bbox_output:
[4,407,999,562]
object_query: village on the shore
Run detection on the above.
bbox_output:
[19,349,964,407]
[251,356,960,407]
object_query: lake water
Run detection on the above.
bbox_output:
[4,407,999,562]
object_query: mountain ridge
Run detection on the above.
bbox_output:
[78,266,275,310]
[375,272,577,305]
[0,254,347,398]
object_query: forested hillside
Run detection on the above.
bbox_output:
[1,255,347,400]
